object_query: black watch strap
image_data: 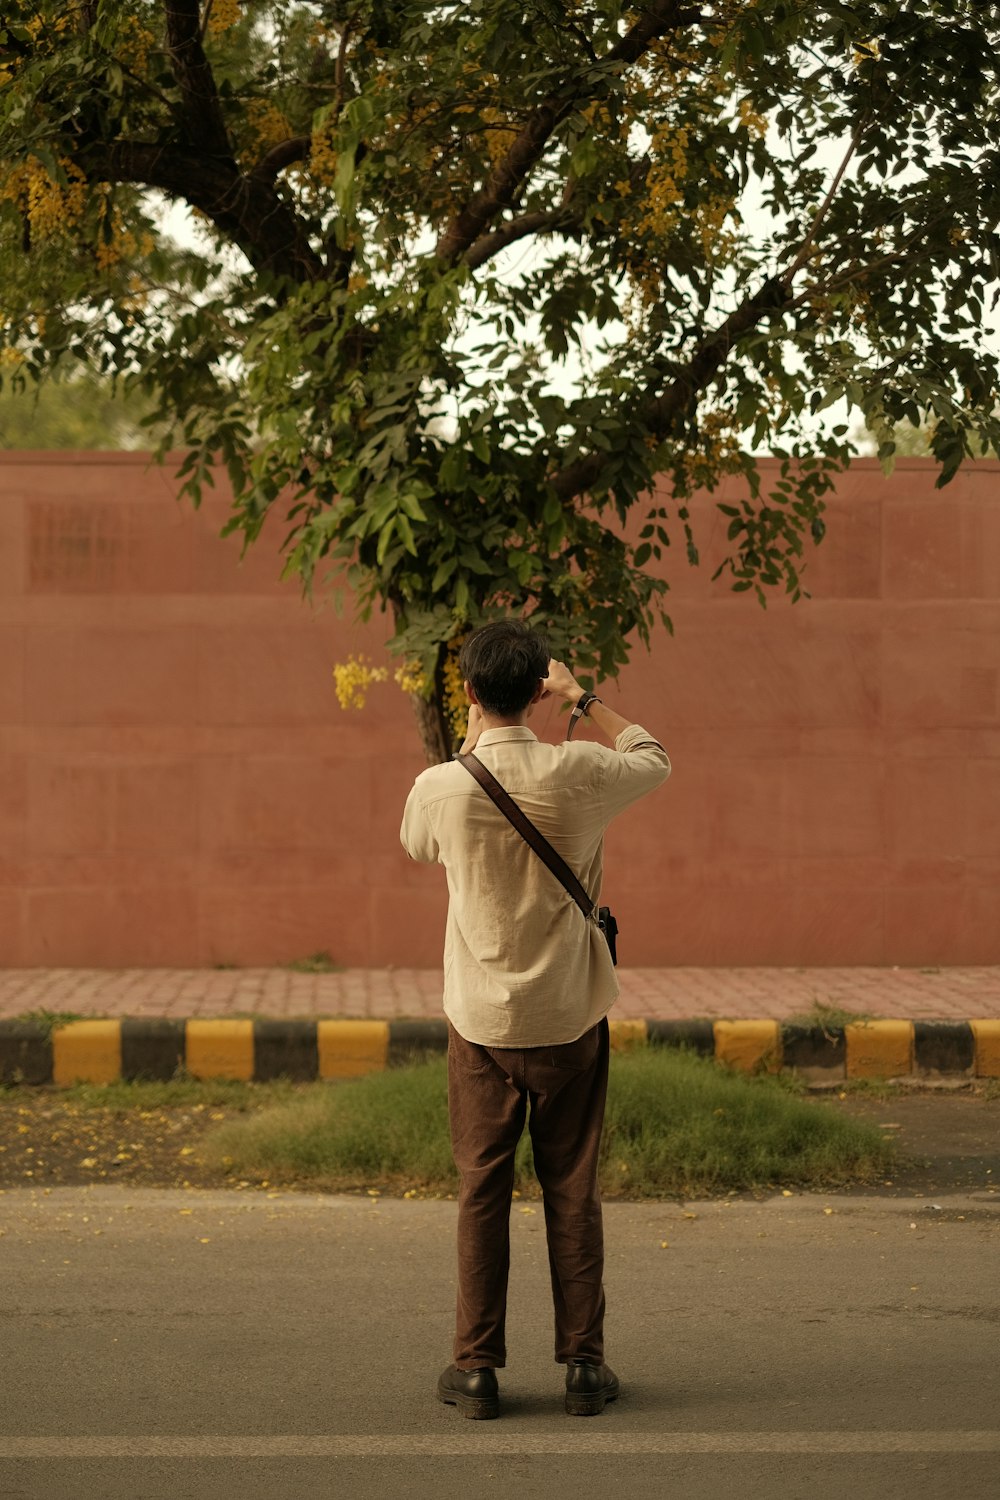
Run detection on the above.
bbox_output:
[567,692,601,740]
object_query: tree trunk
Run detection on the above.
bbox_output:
[410,691,453,766]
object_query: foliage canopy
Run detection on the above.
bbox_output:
[0,367,158,447]
[2,1,999,758]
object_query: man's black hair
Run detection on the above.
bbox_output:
[459,620,550,718]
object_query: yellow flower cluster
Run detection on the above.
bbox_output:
[736,97,768,138]
[332,655,388,710]
[116,16,157,78]
[688,407,744,489]
[308,121,339,187]
[394,660,428,695]
[0,156,88,241]
[333,644,466,745]
[852,39,881,66]
[207,0,240,36]
[95,219,145,270]
[1,6,70,77]
[480,107,520,166]
[631,124,690,241]
[693,193,738,259]
[94,238,121,272]
[93,209,155,273]
[243,98,293,158]
[441,639,468,748]
[0,348,25,368]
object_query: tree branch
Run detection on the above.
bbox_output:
[250,135,312,183]
[81,140,324,281]
[787,209,954,311]
[163,0,233,159]
[779,116,866,287]
[436,0,700,266]
[545,118,871,503]
[463,207,584,270]
[335,16,354,114]
[549,276,789,501]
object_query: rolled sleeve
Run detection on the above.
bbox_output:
[400,782,439,863]
[601,723,671,819]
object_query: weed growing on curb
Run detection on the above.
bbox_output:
[12,1009,88,1037]
[784,1002,881,1030]
[284,951,341,973]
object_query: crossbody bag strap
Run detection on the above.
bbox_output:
[457,752,595,918]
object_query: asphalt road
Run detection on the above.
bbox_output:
[1,1182,998,1500]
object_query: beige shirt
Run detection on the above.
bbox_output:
[400,724,670,1046]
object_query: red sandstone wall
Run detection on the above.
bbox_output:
[0,452,998,967]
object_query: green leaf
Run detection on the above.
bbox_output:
[376,518,397,565]
[570,136,599,177]
[431,556,457,590]
[334,147,356,214]
[396,513,417,554]
[399,492,428,522]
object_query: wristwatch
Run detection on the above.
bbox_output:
[567,691,601,740]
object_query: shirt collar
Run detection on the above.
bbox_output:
[475,726,538,746]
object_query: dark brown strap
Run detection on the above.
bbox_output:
[457,753,595,918]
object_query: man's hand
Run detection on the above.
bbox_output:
[458,702,484,755]
[542,659,585,705]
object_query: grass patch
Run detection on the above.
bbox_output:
[284,951,341,973]
[203,1047,895,1197]
[206,1063,457,1191]
[784,1001,881,1029]
[601,1048,891,1195]
[12,1009,88,1036]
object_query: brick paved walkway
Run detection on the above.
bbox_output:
[1,966,998,1021]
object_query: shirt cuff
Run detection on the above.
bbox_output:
[614,723,666,754]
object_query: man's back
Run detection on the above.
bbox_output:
[401,722,669,1046]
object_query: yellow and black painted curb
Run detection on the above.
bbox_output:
[1,1016,999,1087]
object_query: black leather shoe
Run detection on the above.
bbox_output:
[437,1364,500,1420]
[565,1360,620,1416]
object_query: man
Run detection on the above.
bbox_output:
[400,619,670,1419]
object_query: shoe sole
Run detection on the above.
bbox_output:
[565,1383,620,1417]
[437,1387,500,1420]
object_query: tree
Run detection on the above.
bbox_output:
[0,366,160,447]
[2,2,999,762]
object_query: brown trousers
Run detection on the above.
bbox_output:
[446,1018,610,1370]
